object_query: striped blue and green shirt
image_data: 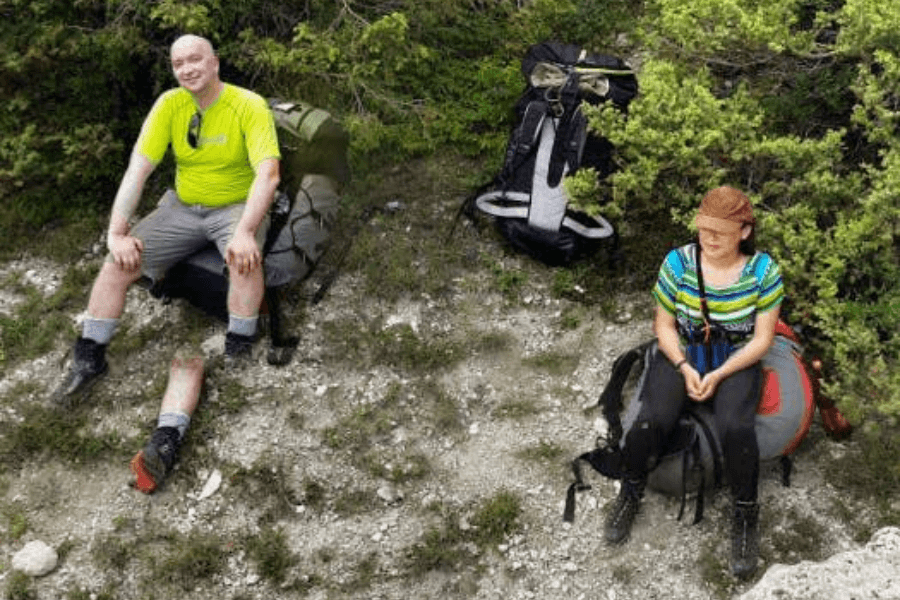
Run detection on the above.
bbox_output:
[652,244,784,345]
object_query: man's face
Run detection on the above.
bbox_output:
[170,38,219,95]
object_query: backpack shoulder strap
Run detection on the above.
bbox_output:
[499,99,549,186]
[563,340,656,523]
[599,340,655,445]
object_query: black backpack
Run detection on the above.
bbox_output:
[466,41,638,266]
[148,100,349,363]
[563,341,723,525]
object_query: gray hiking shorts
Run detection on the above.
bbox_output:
[126,189,269,283]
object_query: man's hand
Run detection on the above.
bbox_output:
[108,232,144,272]
[225,228,262,275]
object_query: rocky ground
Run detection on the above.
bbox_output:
[0,174,890,600]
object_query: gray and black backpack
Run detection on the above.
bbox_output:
[465,41,638,266]
[563,321,842,524]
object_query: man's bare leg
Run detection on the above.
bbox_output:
[87,260,142,320]
[224,265,264,359]
[52,262,142,405]
[130,355,204,494]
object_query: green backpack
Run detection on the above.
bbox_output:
[263,99,350,288]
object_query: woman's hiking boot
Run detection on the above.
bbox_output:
[51,337,109,408]
[130,426,182,494]
[731,500,760,579]
[604,477,645,544]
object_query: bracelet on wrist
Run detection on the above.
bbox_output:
[673,358,687,370]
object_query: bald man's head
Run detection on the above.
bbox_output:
[170,35,221,99]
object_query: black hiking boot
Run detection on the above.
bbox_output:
[731,500,760,579]
[51,337,109,408]
[604,477,645,544]
[129,426,182,494]
[224,331,255,364]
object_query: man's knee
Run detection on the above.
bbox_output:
[98,259,142,288]
[226,264,264,290]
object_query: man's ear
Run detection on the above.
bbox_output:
[741,224,753,240]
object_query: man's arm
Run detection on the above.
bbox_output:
[224,157,280,275]
[108,152,156,271]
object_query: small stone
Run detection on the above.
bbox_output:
[12,540,58,577]
[197,469,222,501]
[377,483,403,505]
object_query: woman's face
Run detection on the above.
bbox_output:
[698,224,752,259]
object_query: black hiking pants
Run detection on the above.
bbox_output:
[622,349,762,502]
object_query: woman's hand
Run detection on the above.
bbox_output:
[693,369,724,402]
[681,363,706,401]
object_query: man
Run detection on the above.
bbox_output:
[52,34,280,405]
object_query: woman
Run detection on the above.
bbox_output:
[604,186,784,579]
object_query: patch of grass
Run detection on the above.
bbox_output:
[94,524,236,595]
[245,526,296,585]
[469,490,522,548]
[322,386,399,453]
[361,449,431,484]
[323,380,458,479]
[301,478,327,511]
[515,439,566,464]
[151,532,230,591]
[425,380,464,433]
[339,552,381,594]
[697,539,740,599]
[4,571,37,600]
[470,330,514,354]
[109,322,168,356]
[228,461,300,525]
[0,404,127,467]
[481,255,528,298]
[522,350,580,376]
[325,320,512,376]
[404,514,471,576]
[557,305,585,330]
[93,534,138,571]
[0,263,99,367]
[2,503,28,540]
[211,373,251,415]
[67,589,116,600]
[768,507,828,563]
[333,488,379,517]
[492,398,542,420]
[610,562,636,584]
[404,491,522,577]
[825,423,900,528]
[0,381,41,410]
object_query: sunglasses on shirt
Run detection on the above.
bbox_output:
[187,111,202,148]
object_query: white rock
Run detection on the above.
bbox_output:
[740,527,900,600]
[12,540,58,577]
[197,469,222,501]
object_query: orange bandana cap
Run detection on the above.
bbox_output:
[695,186,755,234]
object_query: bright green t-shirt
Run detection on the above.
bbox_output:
[136,84,280,207]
